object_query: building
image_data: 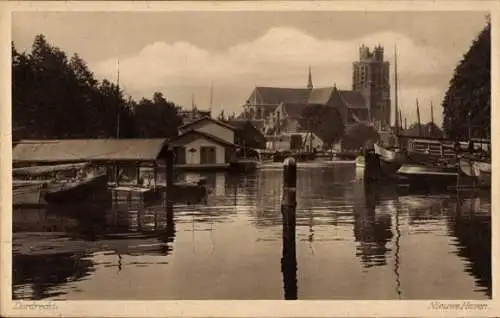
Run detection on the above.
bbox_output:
[172,117,238,168]
[352,45,391,129]
[239,45,390,133]
[178,117,235,145]
[227,120,267,149]
[176,106,212,125]
[169,130,236,168]
[266,132,325,152]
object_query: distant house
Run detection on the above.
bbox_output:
[169,130,237,167]
[176,107,212,125]
[267,102,308,134]
[178,116,236,145]
[227,120,267,149]
[266,132,324,152]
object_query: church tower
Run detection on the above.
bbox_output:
[352,44,391,129]
[307,66,313,90]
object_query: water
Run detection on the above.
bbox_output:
[12,163,491,300]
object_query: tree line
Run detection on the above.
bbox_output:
[442,20,490,140]
[12,34,183,141]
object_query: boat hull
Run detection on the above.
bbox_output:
[13,183,48,207]
[397,164,459,191]
[44,174,109,204]
[459,159,491,188]
[374,144,406,178]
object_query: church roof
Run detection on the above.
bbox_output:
[249,87,311,105]
[282,103,308,118]
[338,90,367,109]
[308,87,335,104]
[308,87,367,109]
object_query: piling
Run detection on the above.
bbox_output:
[163,149,175,240]
[281,157,298,300]
[164,149,174,206]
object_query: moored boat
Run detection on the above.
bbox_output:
[459,157,491,188]
[13,183,48,207]
[13,162,109,204]
[397,162,459,191]
[44,172,109,204]
[374,143,406,178]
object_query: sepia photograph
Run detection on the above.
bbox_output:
[1,1,497,317]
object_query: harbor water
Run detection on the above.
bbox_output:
[12,162,491,300]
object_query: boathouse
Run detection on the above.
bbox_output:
[12,139,171,186]
[178,116,236,144]
[169,130,237,168]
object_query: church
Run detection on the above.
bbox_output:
[237,45,391,137]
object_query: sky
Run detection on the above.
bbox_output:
[12,11,490,127]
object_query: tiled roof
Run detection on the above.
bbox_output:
[178,116,236,132]
[308,87,335,105]
[170,130,237,148]
[282,103,309,118]
[252,87,311,105]
[12,139,169,163]
[338,90,367,109]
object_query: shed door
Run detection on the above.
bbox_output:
[200,146,216,164]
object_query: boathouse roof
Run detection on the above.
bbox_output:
[178,116,236,132]
[169,130,237,148]
[12,139,169,164]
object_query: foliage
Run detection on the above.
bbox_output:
[299,105,344,147]
[12,34,182,141]
[442,22,490,139]
[341,123,379,150]
[134,92,183,138]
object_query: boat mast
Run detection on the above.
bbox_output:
[394,46,399,135]
[399,109,403,132]
[116,58,120,139]
[430,101,435,136]
[416,98,422,136]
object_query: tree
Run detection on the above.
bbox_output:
[300,105,344,148]
[341,122,379,150]
[442,21,490,139]
[134,92,183,138]
[12,34,136,140]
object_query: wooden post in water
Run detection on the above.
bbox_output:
[164,149,174,209]
[281,157,298,300]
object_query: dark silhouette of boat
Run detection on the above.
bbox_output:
[13,162,109,204]
[44,173,108,204]
[459,157,491,188]
[374,143,406,178]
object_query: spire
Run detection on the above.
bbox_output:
[307,66,313,90]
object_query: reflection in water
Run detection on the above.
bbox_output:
[12,252,94,300]
[393,203,402,299]
[12,164,491,300]
[352,181,393,268]
[281,208,298,300]
[447,194,491,297]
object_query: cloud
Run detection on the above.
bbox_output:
[93,27,460,126]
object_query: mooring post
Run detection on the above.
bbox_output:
[281,157,297,300]
[164,149,174,207]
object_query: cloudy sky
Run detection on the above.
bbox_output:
[12,11,489,126]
